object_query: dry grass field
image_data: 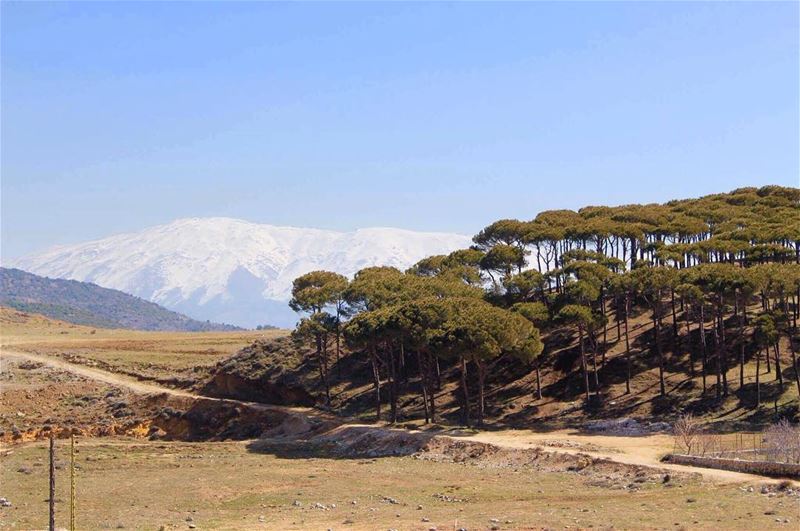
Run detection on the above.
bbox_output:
[0,307,286,383]
[2,307,798,530]
[2,437,797,531]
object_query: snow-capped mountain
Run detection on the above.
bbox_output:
[9,218,472,328]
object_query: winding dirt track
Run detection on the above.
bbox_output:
[0,348,313,416]
[2,349,198,397]
[1,348,787,484]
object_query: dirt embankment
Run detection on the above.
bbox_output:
[201,337,317,406]
[0,351,327,445]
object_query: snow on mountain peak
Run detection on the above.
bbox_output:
[9,218,472,328]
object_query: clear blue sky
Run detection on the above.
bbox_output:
[2,2,798,259]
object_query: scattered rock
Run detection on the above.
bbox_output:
[148,427,167,441]
[0,497,11,507]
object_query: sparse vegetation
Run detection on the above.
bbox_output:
[764,419,800,464]
[674,413,702,455]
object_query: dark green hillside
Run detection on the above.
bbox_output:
[0,267,240,332]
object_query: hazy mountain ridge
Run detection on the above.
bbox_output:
[0,267,240,331]
[9,218,472,327]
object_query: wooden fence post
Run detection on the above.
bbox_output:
[49,434,55,531]
[70,434,75,531]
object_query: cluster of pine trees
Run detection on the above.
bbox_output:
[289,186,800,426]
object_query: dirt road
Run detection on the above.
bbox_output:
[2,348,198,397]
[460,429,780,483]
[1,348,312,416]
[1,347,788,484]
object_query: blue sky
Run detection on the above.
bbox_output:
[2,2,798,259]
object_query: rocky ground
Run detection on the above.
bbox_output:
[0,357,159,443]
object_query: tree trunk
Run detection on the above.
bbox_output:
[370,346,381,421]
[654,314,666,397]
[684,313,695,377]
[601,291,608,367]
[756,344,761,407]
[476,359,486,424]
[788,330,800,396]
[624,300,632,395]
[590,330,600,394]
[700,302,708,392]
[578,327,590,402]
[719,307,728,396]
[459,357,471,427]
[416,350,430,424]
[388,344,398,423]
[427,352,437,423]
[334,311,342,371]
[535,359,543,400]
[774,342,783,385]
[671,290,678,339]
[738,301,746,390]
[316,333,331,405]
[711,308,722,398]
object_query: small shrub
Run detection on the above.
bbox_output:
[763,419,800,464]
[673,413,701,455]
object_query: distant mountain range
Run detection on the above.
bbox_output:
[0,267,239,331]
[8,218,472,328]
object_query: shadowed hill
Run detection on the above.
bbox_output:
[0,267,240,331]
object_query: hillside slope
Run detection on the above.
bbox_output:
[9,218,472,327]
[0,268,239,331]
[206,303,799,429]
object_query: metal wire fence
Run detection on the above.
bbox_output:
[673,419,800,464]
